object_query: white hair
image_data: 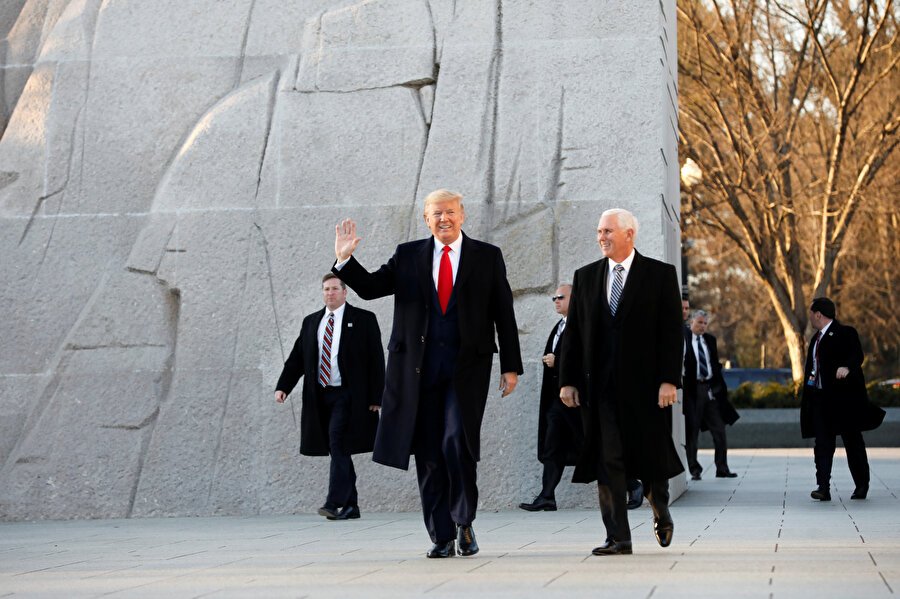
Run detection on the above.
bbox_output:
[601,208,639,237]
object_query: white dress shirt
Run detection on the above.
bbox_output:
[692,334,712,382]
[606,248,636,304]
[552,317,566,352]
[431,234,462,288]
[318,303,346,387]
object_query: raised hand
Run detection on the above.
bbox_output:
[335,218,362,261]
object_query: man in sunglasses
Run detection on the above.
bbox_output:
[519,285,582,511]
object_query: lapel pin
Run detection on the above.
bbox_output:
[347,322,353,327]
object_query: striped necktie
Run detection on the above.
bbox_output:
[610,264,624,315]
[318,312,334,386]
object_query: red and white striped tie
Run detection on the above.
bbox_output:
[318,312,334,386]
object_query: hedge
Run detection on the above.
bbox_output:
[727,381,900,409]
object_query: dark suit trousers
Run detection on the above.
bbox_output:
[685,382,729,476]
[593,394,669,543]
[809,390,869,490]
[540,400,581,499]
[414,373,477,544]
[321,386,358,508]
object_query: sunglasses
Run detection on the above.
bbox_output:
[551,295,565,301]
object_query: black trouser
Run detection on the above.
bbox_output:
[414,375,477,544]
[540,401,582,499]
[809,392,869,490]
[321,386,358,508]
[593,397,669,543]
[685,382,729,476]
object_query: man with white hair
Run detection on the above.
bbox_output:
[560,208,684,556]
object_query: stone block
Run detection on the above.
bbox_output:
[276,87,427,208]
[296,0,434,92]
[154,71,279,212]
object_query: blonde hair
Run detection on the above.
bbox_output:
[423,189,464,214]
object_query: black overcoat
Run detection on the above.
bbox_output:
[559,251,685,483]
[334,232,524,470]
[275,303,384,456]
[800,320,885,438]
[537,321,582,464]
[682,331,739,431]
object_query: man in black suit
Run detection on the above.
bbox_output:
[332,189,523,558]
[519,285,582,512]
[682,310,738,480]
[559,208,684,556]
[274,274,384,520]
[801,297,885,501]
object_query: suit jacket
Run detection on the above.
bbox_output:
[682,330,739,430]
[275,303,384,456]
[800,319,885,438]
[334,232,524,470]
[559,251,684,483]
[537,320,582,464]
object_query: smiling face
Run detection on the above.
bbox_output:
[424,198,465,245]
[597,213,634,263]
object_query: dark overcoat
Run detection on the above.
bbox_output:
[334,232,524,470]
[682,331,739,431]
[559,251,685,483]
[800,320,885,438]
[275,303,384,456]
[537,321,582,464]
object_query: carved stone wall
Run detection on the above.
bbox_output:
[0,0,682,520]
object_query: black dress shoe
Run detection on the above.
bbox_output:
[332,505,360,520]
[317,505,339,519]
[626,488,643,510]
[810,487,831,501]
[715,470,738,478]
[591,539,633,555]
[518,496,557,511]
[691,472,702,481]
[851,487,868,500]
[426,540,455,558]
[654,509,674,548]
[457,524,479,556]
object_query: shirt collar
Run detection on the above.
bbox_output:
[326,303,347,319]
[608,248,636,274]
[433,233,463,255]
[819,320,832,337]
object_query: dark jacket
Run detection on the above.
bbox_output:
[682,330,739,430]
[800,320,885,438]
[559,251,685,483]
[334,232,524,470]
[537,320,582,464]
[275,303,384,456]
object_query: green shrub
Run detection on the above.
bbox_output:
[727,380,900,408]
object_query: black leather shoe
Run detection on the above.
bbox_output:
[626,486,643,510]
[457,524,479,556]
[426,540,455,558]
[811,487,831,501]
[716,470,738,478]
[518,496,557,511]
[691,472,702,481]
[317,505,339,519]
[591,539,633,555]
[654,509,674,548]
[332,505,360,520]
[851,487,868,500]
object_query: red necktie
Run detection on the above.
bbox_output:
[438,246,452,314]
[318,312,334,386]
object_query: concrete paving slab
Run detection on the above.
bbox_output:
[0,448,898,598]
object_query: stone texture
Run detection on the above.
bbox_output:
[0,0,681,521]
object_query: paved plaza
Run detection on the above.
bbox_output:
[1,448,898,598]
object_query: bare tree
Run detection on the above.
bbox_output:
[679,0,900,379]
